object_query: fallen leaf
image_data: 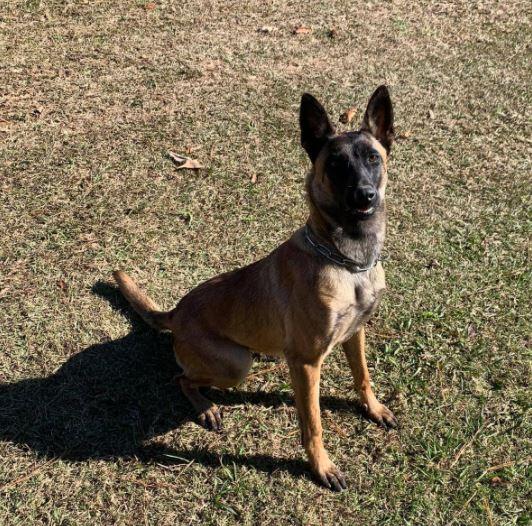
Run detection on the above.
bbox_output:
[489,476,507,487]
[258,26,276,34]
[293,25,312,35]
[339,107,357,124]
[176,159,203,170]
[250,173,257,184]
[428,109,435,120]
[167,151,204,170]
[0,118,11,130]
[144,2,156,10]
[467,324,477,340]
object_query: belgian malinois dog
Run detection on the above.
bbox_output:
[114,85,397,491]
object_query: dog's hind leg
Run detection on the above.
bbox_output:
[174,337,253,431]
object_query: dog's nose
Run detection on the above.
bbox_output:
[358,187,377,205]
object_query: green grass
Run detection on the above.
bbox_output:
[0,1,530,524]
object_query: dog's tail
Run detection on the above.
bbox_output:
[113,270,174,332]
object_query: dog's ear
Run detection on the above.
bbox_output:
[361,85,394,152]
[300,93,334,163]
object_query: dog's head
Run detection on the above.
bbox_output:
[300,86,394,232]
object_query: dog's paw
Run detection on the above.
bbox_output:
[314,462,347,492]
[365,401,398,430]
[197,405,223,432]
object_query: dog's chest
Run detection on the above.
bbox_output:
[323,264,385,346]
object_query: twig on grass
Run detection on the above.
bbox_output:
[246,363,285,381]
[482,496,495,526]
[476,456,531,482]
[448,424,485,469]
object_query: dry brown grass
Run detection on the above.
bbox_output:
[0,1,530,524]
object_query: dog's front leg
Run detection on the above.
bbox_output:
[286,353,346,491]
[342,327,397,428]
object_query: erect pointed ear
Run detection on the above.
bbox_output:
[361,85,394,152]
[300,93,334,163]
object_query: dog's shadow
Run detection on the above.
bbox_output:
[0,282,364,478]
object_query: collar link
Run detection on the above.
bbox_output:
[304,224,380,273]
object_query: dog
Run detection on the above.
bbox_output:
[113,85,397,491]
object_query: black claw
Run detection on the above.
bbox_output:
[214,411,223,431]
[330,479,342,492]
[337,474,347,489]
[382,413,398,430]
[197,408,222,431]
[329,474,346,492]
[209,414,218,431]
[198,416,208,429]
[319,474,331,489]
[317,470,347,492]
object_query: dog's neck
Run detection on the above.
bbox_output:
[306,194,385,268]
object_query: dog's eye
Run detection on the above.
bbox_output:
[327,157,341,171]
[368,153,380,164]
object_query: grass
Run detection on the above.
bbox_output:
[0,0,530,524]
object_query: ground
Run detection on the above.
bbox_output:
[0,1,530,524]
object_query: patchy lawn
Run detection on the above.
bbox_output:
[0,1,530,524]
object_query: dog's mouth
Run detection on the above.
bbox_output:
[344,192,380,220]
[354,205,375,216]
[346,205,377,219]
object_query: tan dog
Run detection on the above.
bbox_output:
[114,85,397,491]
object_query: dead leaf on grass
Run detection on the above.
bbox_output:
[250,173,257,184]
[428,109,435,120]
[293,25,312,35]
[339,107,357,124]
[167,151,204,170]
[489,476,507,487]
[144,2,157,10]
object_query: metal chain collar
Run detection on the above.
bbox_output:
[304,224,380,273]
